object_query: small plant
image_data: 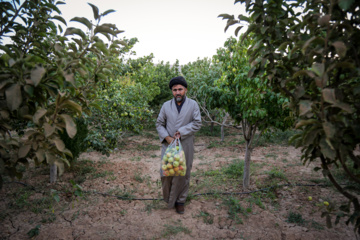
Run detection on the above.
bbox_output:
[161,220,191,238]
[196,211,214,224]
[223,159,244,178]
[27,225,41,238]
[109,188,136,200]
[8,188,31,210]
[134,172,145,183]
[143,200,162,214]
[107,175,117,181]
[91,170,114,179]
[136,144,159,151]
[41,213,56,224]
[264,153,277,160]
[31,197,53,214]
[60,117,89,164]
[265,167,287,181]
[286,211,305,225]
[204,169,221,177]
[119,209,127,216]
[207,140,222,149]
[223,196,248,224]
[130,156,141,161]
[247,193,265,210]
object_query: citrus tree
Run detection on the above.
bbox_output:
[181,58,231,141]
[148,60,181,111]
[0,0,126,185]
[221,0,360,232]
[84,54,160,155]
[212,36,292,189]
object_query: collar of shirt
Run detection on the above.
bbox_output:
[175,96,186,113]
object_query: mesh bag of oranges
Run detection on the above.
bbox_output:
[160,139,186,177]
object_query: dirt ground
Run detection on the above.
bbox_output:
[0,129,359,240]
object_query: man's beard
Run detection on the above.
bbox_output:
[176,95,183,102]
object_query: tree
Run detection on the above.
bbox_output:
[148,59,181,111]
[181,58,231,141]
[212,36,291,189]
[84,53,162,155]
[222,0,360,232]
[0,0,126,185]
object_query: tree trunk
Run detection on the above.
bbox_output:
[221,113,228,142]
[241,118,257,190]
[243,140,251,189]
[210,121,214,134]
[221,124,225,142]
[50,164,57,183]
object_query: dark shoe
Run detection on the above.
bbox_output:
[175,204,185,214]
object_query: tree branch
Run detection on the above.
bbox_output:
[320,155,360,210]
[0,0,28,38]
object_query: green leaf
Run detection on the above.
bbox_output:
[260,26,269,34]
[93,41,109,55]
[35,149,45,163]
[53,138,65,152]
[70,17,92,29]
[5,84,22,111]
[338,0,355,11]
[102,9,116,17]
[320,137,336,160]
[94,25,116,37]
[24,85,34,97]
[52,15,67,25]
[60,100,82,114]
[235,26,243,36]
[18,144,31,159]
[33,108,47,125]
[238,14,249,21]
[44,123,55,137]
[299,100,312,116]
[88,3,100,20]
[45,152,57,164]
[295,119,318,129]
[323,121,336,139]
[322,88,353,113]
[64,72,75,86]
[55,160,65,176]
[331,41,347,58]
[225,19,239,32]
[311,62,324,77]
[30,66,46,86]
[302,36,324,54]
[293,70,316,79]
[0,79,12,91]
[317,15,330,26]
[64,27,86,39]
[218,14,234,20]
[60,114,77,138]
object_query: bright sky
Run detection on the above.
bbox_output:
[58,0,247,65]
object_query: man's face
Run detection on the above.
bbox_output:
[172,84,187,102]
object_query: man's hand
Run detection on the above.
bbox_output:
[174,131,181,139]
[165,136,175,144]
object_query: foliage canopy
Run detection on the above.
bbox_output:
[221,0,360,232]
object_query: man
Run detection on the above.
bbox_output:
[156,76,202,214]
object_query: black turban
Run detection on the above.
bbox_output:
[169,76,187,89]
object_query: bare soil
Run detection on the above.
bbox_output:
[0,129,358,240]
